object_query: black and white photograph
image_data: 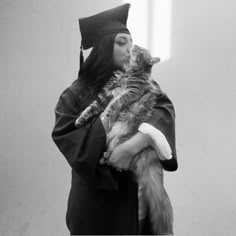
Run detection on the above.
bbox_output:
[0,0,235,235]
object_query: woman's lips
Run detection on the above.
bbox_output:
[126,56,131,63]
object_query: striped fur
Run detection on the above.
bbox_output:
[75,45,174,235]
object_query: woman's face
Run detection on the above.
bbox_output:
[113,33,133,70]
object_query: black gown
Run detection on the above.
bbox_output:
[51,79,178,235]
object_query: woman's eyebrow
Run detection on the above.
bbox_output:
[116,36,127,40]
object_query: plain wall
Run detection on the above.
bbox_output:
[159,0,236,235]
[0,0,235,235]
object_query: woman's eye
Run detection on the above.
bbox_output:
[117,41,125,45]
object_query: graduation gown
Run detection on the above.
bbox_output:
[51,79,178,235]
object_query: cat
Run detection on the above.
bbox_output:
[75,45,174,235]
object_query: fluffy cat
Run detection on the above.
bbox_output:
[75,45,174,235]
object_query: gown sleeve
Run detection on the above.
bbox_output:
[51,85,107,182]
[146,86,178,172]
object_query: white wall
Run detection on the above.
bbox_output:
[0,0,235,235]
[156,0,236,235]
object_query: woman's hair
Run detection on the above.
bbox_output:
[77,33,117,103]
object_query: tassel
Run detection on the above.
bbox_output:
[80,41,84,68]
[78,41,84,77]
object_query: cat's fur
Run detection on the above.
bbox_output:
[75,45,174,235]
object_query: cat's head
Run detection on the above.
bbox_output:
[128,45,160,72]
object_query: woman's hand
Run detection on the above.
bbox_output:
[108,143,134,170]
[103,131,152,171]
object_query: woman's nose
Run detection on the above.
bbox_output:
[127,42,133,53]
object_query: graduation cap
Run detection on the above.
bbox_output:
[78,3,131,67]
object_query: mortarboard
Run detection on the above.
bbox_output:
[79,3,131,50]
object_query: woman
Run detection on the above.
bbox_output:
[52,3,178,235]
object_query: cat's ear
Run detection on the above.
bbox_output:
[150,57,161,65]
[147,57,160,66]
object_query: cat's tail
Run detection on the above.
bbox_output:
[142,163,174,235]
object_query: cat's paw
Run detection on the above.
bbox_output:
[75,117,85,127]
[99,152,112,165]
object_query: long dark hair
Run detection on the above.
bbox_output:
[76,33,117,105]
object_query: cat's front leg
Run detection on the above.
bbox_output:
[101,108,113,121]
[75,109,91,127]
[102,95,123,122]
[75,101,103,127]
